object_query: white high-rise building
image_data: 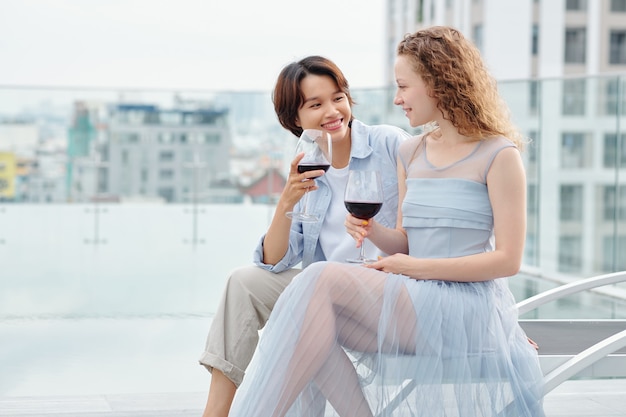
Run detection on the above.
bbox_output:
[385,0,626,84]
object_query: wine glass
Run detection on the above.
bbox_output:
[286,129,332,222]
[344,170,383,263]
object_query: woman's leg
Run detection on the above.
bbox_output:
[312,344,372,417]
[272,262,418,417]
[199,266,301,417]
[201,369,236,417]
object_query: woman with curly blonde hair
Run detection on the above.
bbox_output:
[228,26,545,417]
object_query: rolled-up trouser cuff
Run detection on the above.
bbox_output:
[199,351,246,387]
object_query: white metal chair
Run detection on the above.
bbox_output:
[517,269,626,394]
[373,270,626,417]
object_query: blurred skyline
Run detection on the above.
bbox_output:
[0,0,386,92]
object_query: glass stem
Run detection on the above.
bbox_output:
[359,239,366,261]
[301,189,310,215]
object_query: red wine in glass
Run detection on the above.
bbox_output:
[298,163,331,179]
[344,170,383,263]
[286,129,332,222]
[344,201,382,220]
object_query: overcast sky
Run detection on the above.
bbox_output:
[0,0,387,92]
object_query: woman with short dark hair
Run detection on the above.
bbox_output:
[198,55,409,417]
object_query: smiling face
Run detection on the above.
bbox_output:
[296,74,352,143]
[393,55,439,128]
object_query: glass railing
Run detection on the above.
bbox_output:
[0,75,624,321]
[498,74,626,319]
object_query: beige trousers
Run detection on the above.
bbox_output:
[198,265,301,387]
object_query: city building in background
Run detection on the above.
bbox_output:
[385,0,626,82]
[67,100,105,203]
[101,100,235,204]
[0,121,41,202]
[0,152,16,200]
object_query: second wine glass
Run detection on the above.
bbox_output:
[344,170,383,263]
[286,129,332,223]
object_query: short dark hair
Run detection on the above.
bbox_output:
[272,55,354,137]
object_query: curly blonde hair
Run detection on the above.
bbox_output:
[397,26,525,149]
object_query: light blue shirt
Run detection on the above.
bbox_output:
[253,119,410,272]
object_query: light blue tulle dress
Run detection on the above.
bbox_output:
[229,135,545,417]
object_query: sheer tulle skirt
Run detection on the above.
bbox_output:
[229,261,545,417]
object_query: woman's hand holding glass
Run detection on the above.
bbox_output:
[344,170,383,263]
[344,212,375,246]
[282,152,325,209]
[286,129,332,223]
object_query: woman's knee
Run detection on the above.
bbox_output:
[298,261,333,283]
[228,265,262,290]
[301,261,342,290]
[304,261,330,275]
[226,266,294,309]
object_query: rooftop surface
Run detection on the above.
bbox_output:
[2,378,626,416]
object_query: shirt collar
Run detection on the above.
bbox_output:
[348,119,373,160]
